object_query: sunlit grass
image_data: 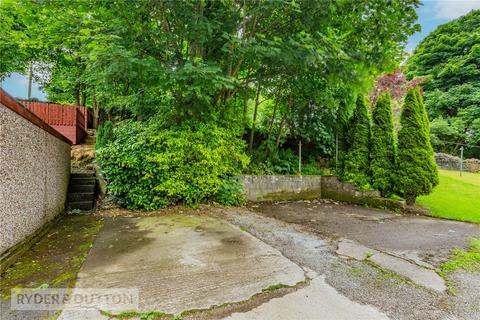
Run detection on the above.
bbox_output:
[417,169,480,223]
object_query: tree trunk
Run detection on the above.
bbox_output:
[92,90,100,129]
[248,75,262,153]
[27,63,33,100]
[405,193,416,206]
[275,115,287,150]
[75,84,80,106]
[243,87,249,129]
[80,91,87,107]
[264,101,278,158]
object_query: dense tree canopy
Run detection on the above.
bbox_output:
[407,9,480,158]
[0,0,423,206]
[2,0,419,124]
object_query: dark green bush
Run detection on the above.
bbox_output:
[97,120,249,209]
[397,88,439,205]
[370,93,396,196]
[216,177,246,206]
[247,149,323,176]
[95,120,114,149]
[343,96,371,189]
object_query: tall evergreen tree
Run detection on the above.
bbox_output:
[343,96,371,188]
[335,98,353,177]
[397,88,439,205]
[371,92,396,196]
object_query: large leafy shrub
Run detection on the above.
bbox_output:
[97,120,249,209]
[215,177,246,207]
[397,88,438,205]
[370,93,396,196]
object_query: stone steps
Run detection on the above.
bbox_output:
[67,172,96,211]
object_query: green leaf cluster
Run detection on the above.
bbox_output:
[97,121,250,209]
[215,177,246,207]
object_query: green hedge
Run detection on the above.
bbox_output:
[97,120,249,209]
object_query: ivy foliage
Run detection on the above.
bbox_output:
[342,96,371,189]
[97,121,249,209]
[397,88,439,205]
[371,93,396,196]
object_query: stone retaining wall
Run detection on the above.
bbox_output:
[241,175,322,201]
[240,175,404,211]
[435,152,480,173]
[0,91,71,256]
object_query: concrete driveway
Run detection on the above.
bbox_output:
[56,203,479,320]
[219,201,479,320]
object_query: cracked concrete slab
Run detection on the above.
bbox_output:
[336,238,379,260]
[63,215,305,316]
[224,276,390,320]
[369,253,446,293]
[336,239,446,293]
[252,201,480,267]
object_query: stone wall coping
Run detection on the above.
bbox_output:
[0,89,72,145]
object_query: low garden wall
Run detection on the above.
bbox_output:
[241,175,323,201]
[435,152,480,173]
[0,90,71,258]
[240,175,404,211]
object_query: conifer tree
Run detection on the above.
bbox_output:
[397,88,439,205]
[343,96,371,188]
[370,93,396,196]
[336,99,353,177]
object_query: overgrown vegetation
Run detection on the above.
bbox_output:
[406,10,480,158]
[97,120,249,209]
[215,177,246,207]
[1,0,423,208]
[0,216,103,299]
[95,120,113,150]
[441,239,480,274]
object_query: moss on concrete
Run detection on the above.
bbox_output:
[0,216,104,300]
[258,188,322,201]
[321,189,404,212]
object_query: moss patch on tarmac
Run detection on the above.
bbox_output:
[0,215,104,299]
[440,238,480,274]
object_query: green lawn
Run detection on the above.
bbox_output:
[417,169,480,223]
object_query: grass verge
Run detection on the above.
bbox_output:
[417,169,480,223]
